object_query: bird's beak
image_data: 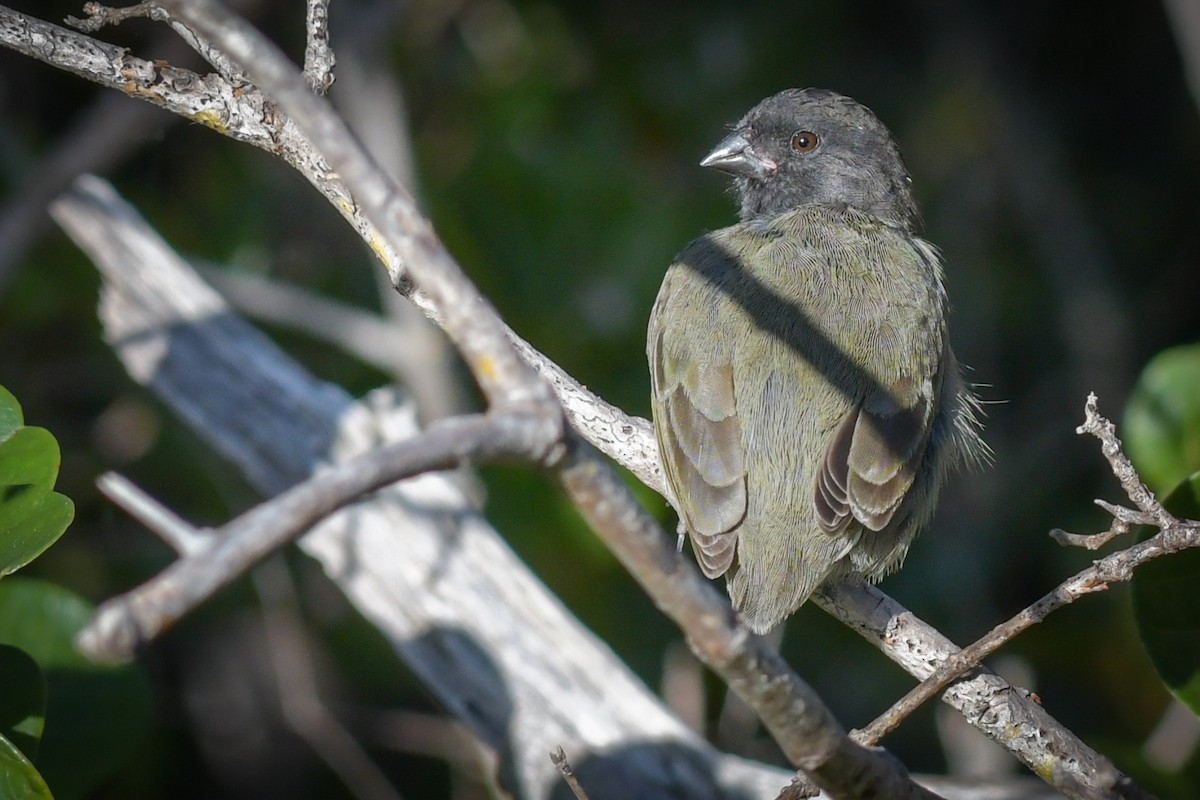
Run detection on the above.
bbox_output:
[700,131,776,179]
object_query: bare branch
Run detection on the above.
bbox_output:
[0,7,277,148]
[506,328,667,497]
[97,471,210,556]
[78,409,539,663]
[853,395,1200,756]
[550,747,592,800]
[96,475,410,800]
[302,0,335,92]
[59,166,940,798]
[57,173,796,800]
[1077,393,1169,525]
[819,580,1132,798]
[0,4,393,319]
[50,178,548,656]
[553,445,945,800]
[65,1,249,82]
[1049,525,1125,550]
[65,1,162,32]
[155,0,553,414]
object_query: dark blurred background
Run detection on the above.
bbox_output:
[2,0,1200,797]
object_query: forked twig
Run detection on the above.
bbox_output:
[854,394,1200,746]
[550,747,593,800]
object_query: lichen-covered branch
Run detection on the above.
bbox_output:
[853,394,1199,780]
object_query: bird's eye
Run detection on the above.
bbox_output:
[790,130,819,152]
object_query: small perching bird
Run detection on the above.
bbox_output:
[648,88,986,633]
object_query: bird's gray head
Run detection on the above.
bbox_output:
[702,88,919,229]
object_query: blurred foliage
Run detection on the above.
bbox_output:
[0,644,51,800]
[0,643,45,763]
[0,578,153,800]
[3,0,1200,797]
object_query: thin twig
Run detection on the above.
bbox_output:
[302,0,335,92]
[97,472,404,797]
[65,1,159,32]
[550,747,592,800]
[1077,393,1169,524]
[96,471,210,556]
[0,4,658,494]
[154,0,556,417]
[0,4,396,318]
[1049,525,1125,550]
[100,472,405,799]
[76,411,543,663]
[66,1,249,83]
[853,395,1200,746]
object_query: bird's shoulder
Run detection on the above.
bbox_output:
[675,205,933,279]
[660,205,942,321]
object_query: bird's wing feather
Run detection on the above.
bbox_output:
[650,323,747,578]
[815,382,931,534]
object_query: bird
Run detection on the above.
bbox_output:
[648,88,986,633]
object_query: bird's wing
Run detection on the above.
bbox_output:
[815,377,931,535]
[650,324,747,578]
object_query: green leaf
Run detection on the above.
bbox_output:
[0,580,92,668]
[0,386,74,576]
[0,645,46,761]
[1124,343,1200,494]
[0,387,23,442]
[1131,473,1200,715]
[0,732,53,800]
[0,579,151,800]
